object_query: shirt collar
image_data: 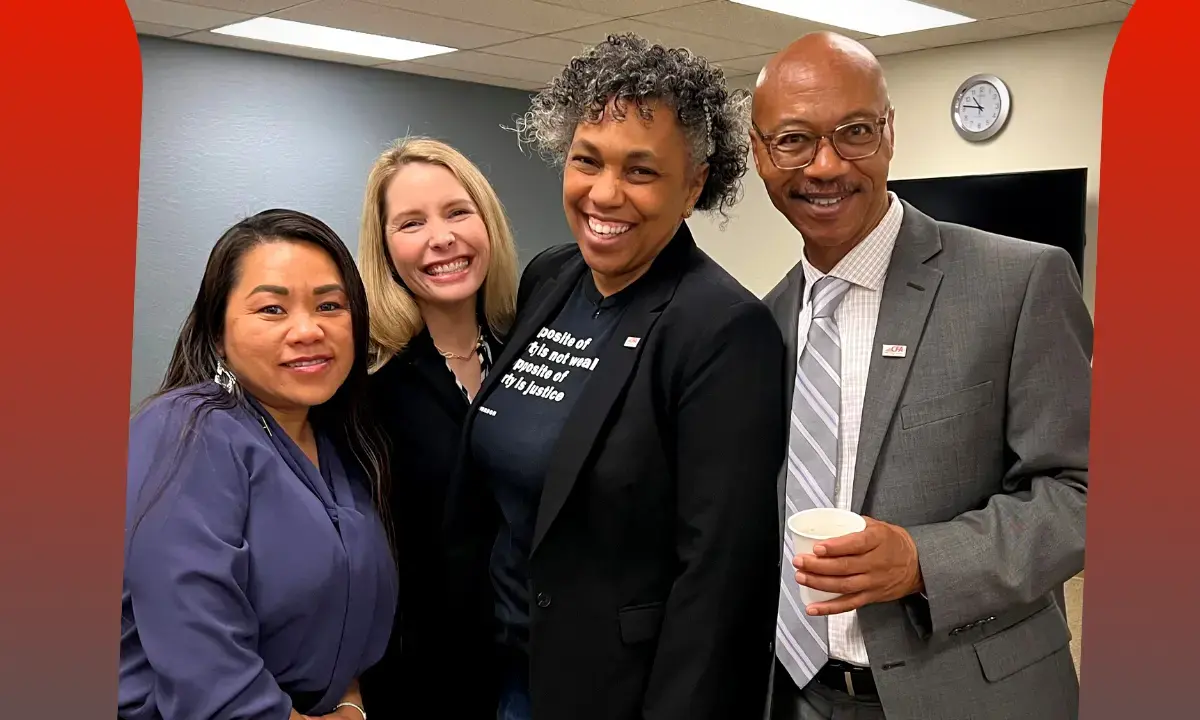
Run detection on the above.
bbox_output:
[801,191,904,304]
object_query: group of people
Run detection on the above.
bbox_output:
[118,29,1092,720]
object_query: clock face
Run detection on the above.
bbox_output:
[956,81,1003,132]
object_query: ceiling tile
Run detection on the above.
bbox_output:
[854,2,1127,53]
[135,0,1132,94]
[1005,1,1131,31]
[925,0,1099,21]
[878,16,1034,51]
[135,21,193,37]
[861,33,932,56]
[352,0,614,34]
[552,18,776,62]
[178,29,388,66]
[414,50,565,84]
[383,61,539,90]
[275,0,529,51]
[483,36,596,64]
[636,1,870,50]
[126,0,251,30]
[537,0,707,14]
[725,72,758,89]
[168,0,304,13]
[718,52,775,74]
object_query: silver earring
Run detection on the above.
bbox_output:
[214,359,238,394]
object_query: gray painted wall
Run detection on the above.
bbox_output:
[133,35,567,406]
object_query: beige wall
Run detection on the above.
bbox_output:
[691,22,1121,314]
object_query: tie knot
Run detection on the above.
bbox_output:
[809,276,851,320]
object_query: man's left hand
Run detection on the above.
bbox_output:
[793,516,924,616]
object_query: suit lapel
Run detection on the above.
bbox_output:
[851,203,944,513]
[766,264,806,530]
[769,263,806,404]
[472,263,583,412]
[530,227,691,555]
[449,259,583,538]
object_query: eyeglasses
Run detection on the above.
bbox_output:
[753,115,890,171]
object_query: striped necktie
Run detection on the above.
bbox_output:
[776,275,852,689]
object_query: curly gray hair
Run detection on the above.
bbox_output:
[511,33,751,220]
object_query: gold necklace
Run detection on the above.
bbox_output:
[435,325,482,361]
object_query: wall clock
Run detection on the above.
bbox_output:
[951,74,1012,142]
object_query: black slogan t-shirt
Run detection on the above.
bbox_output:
[470,271,629,653]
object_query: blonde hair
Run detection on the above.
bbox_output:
[358,136,519,371]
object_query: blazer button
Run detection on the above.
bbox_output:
[536,592,552,608]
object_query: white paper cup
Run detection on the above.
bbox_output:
[786,508,867,606]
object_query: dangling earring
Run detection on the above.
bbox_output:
[214,359,238,394]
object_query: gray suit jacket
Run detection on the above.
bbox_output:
[763,201,1091,720]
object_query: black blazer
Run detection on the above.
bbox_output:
[360,328,484,718]
[445,223,788,720]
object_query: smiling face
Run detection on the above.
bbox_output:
[383,161,491,313]
[563,98,708,295]
[752,38,894,271]
[220,240,354,417]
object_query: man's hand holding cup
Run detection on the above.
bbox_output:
[786,508,924,617]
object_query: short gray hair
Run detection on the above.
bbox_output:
[511,33,751,220]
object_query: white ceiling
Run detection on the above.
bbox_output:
[128,0,1133,91]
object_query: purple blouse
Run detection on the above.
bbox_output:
[118,384,398,720]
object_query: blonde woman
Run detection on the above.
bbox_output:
[355,137,519,717]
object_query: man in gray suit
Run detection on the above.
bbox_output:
[753,33,1092,720]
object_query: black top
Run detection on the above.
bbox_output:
[471,272,631,652]
[357,326,496,719]
[443,223,789,720]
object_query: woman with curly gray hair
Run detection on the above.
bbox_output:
[444,33,788,720]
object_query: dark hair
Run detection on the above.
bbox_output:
[511,32,751,222]
[129,209,390,554]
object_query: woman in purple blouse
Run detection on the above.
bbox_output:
[119,209,398,720]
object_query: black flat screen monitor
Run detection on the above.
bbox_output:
[888,168,1088,284]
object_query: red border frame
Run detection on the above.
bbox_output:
[2,1,1197,717]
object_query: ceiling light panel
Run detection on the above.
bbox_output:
[211,17,457,62]
[729,0,974,37]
